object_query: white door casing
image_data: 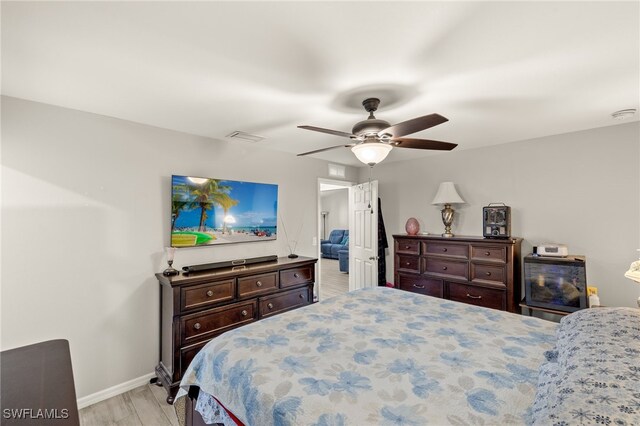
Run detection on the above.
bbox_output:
[348,180,378,291]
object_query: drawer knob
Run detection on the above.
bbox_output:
[267,303,274,310]
[485,272,492,276]
[241,310,248,317]
[442,266,448,271]
[206,290,214,297]
[485,251,491,256]
[299,294,304,299]
[256,281,263,287]
[293,273,300,278]
[193,322,201,330]
[412,284,425,289]
[405,262,411,266]
[442,248,448,252]
[405,245,410,249]
[466,293,482,300]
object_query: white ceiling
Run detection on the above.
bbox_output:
[2,2,639,167]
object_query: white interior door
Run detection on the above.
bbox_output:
[348,180,378,291]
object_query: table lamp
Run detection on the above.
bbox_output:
[163,246,179,276]
[431,182,465,237]
[624,249,640,307]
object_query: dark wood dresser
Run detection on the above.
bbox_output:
[155,256,317,403]
[393,235,522,313]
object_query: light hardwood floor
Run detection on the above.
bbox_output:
[79,383,178,426]
[318,258,349,300]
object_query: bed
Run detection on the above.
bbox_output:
[174,287,639,426]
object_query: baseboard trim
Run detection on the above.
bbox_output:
[77,372,157,409]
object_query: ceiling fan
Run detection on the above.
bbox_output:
[297,98,457,166]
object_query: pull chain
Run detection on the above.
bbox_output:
[368,166,373,214]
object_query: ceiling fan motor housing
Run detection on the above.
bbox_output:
[352,118,391,137]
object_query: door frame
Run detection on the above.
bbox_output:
[316,178,354,301]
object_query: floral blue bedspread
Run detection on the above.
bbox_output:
[177,287,558,425]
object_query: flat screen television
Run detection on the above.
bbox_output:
[171,175,278,247]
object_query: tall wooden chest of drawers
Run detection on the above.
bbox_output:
[393,235,522,313]
[155,256,316,403]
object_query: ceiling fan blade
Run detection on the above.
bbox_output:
[392,138,458,151]
[297,143,356,156]
[380,114,448,138]
[298,125,355,139]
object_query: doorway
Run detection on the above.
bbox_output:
[317,178,352,301]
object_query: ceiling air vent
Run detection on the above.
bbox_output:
[328,163,346,178]
[225,131,265,143]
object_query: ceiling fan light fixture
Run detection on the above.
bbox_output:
[351,143,392,166]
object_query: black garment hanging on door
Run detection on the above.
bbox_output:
[377,197,389,287]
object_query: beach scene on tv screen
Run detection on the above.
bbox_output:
[171,176,278,247]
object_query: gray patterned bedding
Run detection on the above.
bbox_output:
[176,287,560,425]
[530,307,640,425]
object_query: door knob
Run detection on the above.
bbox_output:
[369,256,379,261]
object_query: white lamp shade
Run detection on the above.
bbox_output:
[351,143,392,166]
[431,182,465,205]
[625,260,640,283]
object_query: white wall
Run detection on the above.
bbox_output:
[0,96,358,399]
[320,189,348,238]
[362,122,640,308]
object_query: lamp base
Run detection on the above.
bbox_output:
[163,266,179,276]
[440,204,455,238]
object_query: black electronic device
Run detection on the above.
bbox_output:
[483,203,511,239]
[524,254,588,313]
[182,255,278,273]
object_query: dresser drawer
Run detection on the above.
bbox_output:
[179,340,209,379]
[448,282,505,310]
[397,274,443,298]
[471,263,506,287]
[260,286,311,318]
[181,279,235,312]
[396,255,420,273]
[238,272,278,297]
[470,245,507,263]
[395,239,420,255]
[422,257,468,280]
[181,301,257,344]
[424,242,469,259]
[280,266,313,288]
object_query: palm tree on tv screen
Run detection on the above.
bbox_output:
[171,199,191,231]
[217,193,239,234]
[188,179,236,232]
